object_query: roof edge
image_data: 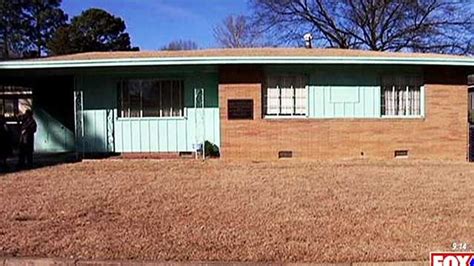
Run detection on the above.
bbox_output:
[0,56,473,69]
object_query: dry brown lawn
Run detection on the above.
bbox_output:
[0,159,473,263]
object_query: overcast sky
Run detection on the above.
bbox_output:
[62,0,249,50]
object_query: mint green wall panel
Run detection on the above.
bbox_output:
[130,120,140,152]
[78,70,220,153]
[140,121,151,152]
[309,86,380,118]
[158,121,168,152]
[167,120,177,151]
[78,75,115,153]
[330,87,359,102]
[33,77,75,153]
[176,120,187,151]
[34,108,74,152]
[82,110,106,152]
[114,111,219,153]
[120,121,131,151]
[309,68,381,118]
[148,121,159,151]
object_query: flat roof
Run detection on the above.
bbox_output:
[0,48,473,69]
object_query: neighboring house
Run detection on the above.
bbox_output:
[0,48,473,160]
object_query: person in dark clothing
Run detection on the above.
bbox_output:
[18,110,37,168]
[0,115,12,170]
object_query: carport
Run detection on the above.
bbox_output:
[0,69,77,159]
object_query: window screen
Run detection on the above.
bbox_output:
[119,79,184,118]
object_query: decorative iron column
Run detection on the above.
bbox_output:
[106,109,115,153]
[194,88,205,160]
[73,88,84,159]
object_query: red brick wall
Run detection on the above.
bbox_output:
[219,66,469,161]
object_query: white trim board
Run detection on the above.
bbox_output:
[0,56,473,69]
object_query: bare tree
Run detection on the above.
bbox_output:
[161,39,198,51]
[214,15,267,48]
[250,0,474,54]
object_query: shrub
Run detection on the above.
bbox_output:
[204,140,220,158]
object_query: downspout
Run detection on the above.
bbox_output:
[467,74,474,161]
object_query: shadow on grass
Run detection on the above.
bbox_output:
[1,152,80,174]
[0,152,124,174]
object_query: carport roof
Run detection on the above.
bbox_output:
[0,48,473,69]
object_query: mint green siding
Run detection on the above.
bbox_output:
[34,109,74,152]
[76,70,220,153]
[114,110,219,152]
[114,75,220,152]
[77,76,114,153]
[309,86,381,118]
[33,77,75,153]
[308,69,381,118]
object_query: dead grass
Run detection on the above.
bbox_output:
[0,159,472,263]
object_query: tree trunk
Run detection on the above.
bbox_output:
[3,34,10,59]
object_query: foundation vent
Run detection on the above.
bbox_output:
[394,150,409,158]
[179,152,194,158]
[278,151,293,159]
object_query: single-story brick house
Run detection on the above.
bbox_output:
[0,48,473,160]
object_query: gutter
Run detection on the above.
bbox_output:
[0,56,473,69]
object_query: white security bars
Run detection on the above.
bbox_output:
[119,79,184,118]
[265,75,308,117]
[381,75,422,116]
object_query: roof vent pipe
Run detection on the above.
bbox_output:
[304,33,313,49]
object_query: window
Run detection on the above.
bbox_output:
[264,74,308,117]
[0,85,33,119]
[381,76,422,116]
[119,79,184,118]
